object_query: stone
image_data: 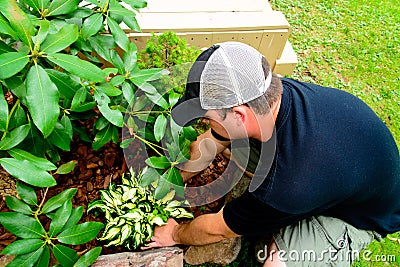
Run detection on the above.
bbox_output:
[92,247,183,267]
[184,237,241,266]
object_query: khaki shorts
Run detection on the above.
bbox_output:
[266,216,381,267]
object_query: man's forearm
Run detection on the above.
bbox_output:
[172,212,239,246]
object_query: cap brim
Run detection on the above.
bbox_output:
[171,97,207,127]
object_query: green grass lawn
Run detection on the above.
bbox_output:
[187,0,399,266]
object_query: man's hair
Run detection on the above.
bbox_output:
[216,57,283,119]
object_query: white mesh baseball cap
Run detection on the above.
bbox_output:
[172,42,272,127]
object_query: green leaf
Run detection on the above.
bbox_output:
[58,222,104,245]
[93,90,123,127]
[0,0,34,49]
[136,81,157,94]
[0,52,29,79]
[6,247,44,267]
[55,160,78,174]
[154,114,167,142]
[96,83,122,97]
[92,124,113,150]
[16,181,37,206]
[123,43,138,72]
[145,156,171,169]
[122,82,134,105]
[5,196,33,214]
[52,245,78,267]
[49,200,72,236]
[46,69,80,100]
[23,0,41,12]
[60,206,83,232]
[88,35,113,62]
[139,167,160,187]
[9,148,56,171]
[36,246,50,267]
[0,212,45,238]
[73,247,102,267]
[155,171,171,199]
[48,0,79,16]
[26,64,59,138]
[0,124,30,150]
[32,20,50,46]
[106,17,129,51]
[109,49,125,74]
[47,122,72,151]
[41,24,79,53]
[0,14,18,40]
[123,0,147,9]
[82,13,103,40]
[123,13,140,32]
[42,188,77,214]
[130,68,166,85]
[0,158,56,187]
[109,5,140,32]
[166,167,183,186]
[61,114,73,140]
[1,238,44,255]
[145,91,169,109]
[48,53,105,83]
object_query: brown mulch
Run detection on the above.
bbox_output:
[0,131,236,256]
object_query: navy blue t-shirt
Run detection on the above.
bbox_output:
[223,78,400,236]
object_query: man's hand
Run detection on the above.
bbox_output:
[142,218,179,250]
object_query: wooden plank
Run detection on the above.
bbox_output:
[273,41,298,76]
[140,0,272,13]
[131,11,290,32]
[259,29,289,64]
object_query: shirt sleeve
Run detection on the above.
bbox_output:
[223,191,309,236]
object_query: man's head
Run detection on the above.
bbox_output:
[171,42,282,140]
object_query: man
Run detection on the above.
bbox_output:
[143,42,400,266]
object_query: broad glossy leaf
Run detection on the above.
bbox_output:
[24,0,40,12]
[55,160,77,174]
[0,124,30,150]
[166,167,183,186]
[46,69,80,100]
[106,17,129,51]
[0,89,8,132]
[9,148,56,171]
[123,43,138,72]
[32,20,50,45]
[0,158,56,187]
[0,14,18,40]
[36,246,50,267]
[42,188,77,214]
[26,64,59,138]
[154,114,167,142]
[0,52,29,79]
[60,206,83,232]
[52,245,78,267]
[41,24,78,53]
[145,156,171,169]
[48,53,105,82]
[109,5,140,32]
[96,83,122,97]
[93,90,123,127]
[88,35,113,62]
[82,13,103,40]
[154,171,171,199]
[130,68,166,84]
[135,82,157,94]
[48,0,79,16]
[123,13,140,32]
[1,238,44,255]
[92,124,113,150]
[73,247,102,267]
[58,222,104,245]
[122,82,134,104]
[6,247,44,267]
[16,181,37,206]
[109,49,125,74]
[145,91,169,109]
[123,0,147,9]
[139,167,160,187]
[61,114,73,140]
[5,196,33,214]
[49,200,72,237]
[0,1,34,48]
[47,122,72,151]
[0,212,45,238]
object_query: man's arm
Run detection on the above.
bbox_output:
[143,208,239,249]
[179,129,230,182]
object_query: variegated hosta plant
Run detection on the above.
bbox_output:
[88,169,193,249]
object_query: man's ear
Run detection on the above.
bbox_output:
[231,105,249,125]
